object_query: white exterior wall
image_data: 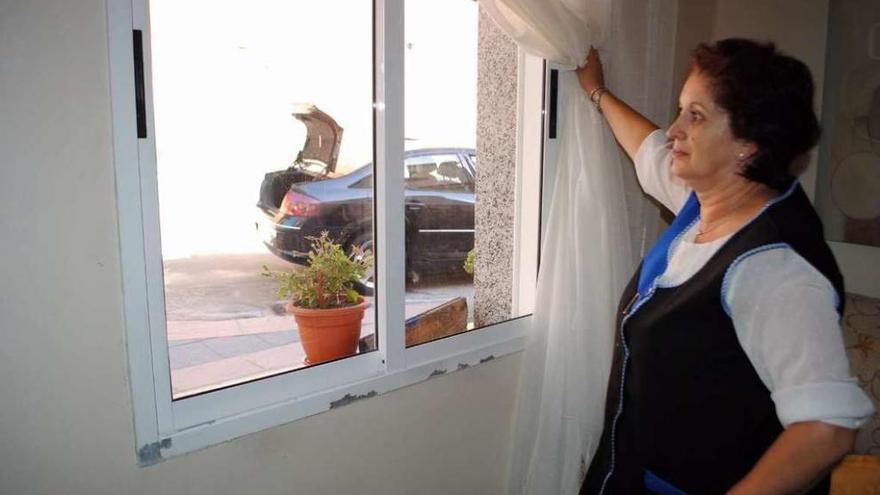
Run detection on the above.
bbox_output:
[0,2,520,494]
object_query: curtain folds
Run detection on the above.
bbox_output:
[479,0,612,69]
[478,1,678,494]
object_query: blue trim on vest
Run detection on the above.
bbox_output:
[754,178,800,216]
[638,192,701,297]
[719,243,791,317]
[719,242,842,318]
[598,193,699,495]
[644,180,803,300]
[645,470,689,495]
[717,179,834,317]
[598,180,807,495]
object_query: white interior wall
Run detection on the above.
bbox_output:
[0,2,520,494]
[3,1,873,494]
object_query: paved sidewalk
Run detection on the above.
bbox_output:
[172,343,307,397]
[168,298,466,398]
[168,312,373,398]
[163,253,477,398]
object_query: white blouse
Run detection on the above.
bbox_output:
[633,129,874,429]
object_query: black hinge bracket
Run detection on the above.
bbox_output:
[132,29,147,138]
[548,69,558,139]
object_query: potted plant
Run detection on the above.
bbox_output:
[263,232,373,365]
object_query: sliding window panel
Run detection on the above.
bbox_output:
[146,0,376,399]
[401,0,534,348]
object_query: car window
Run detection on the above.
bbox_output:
[404,154,471,192]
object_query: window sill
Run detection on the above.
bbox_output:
[139,318,528,466]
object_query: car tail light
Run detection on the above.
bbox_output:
[280,190,321,217]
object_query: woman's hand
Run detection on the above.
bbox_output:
[572,46,659,161]
[576,47,605,95]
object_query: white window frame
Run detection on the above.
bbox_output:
[107,0,546,465]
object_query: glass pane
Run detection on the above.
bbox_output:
[403,0,528,347]
[148,0,375,399]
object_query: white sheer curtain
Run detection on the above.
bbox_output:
[478,1,679,493]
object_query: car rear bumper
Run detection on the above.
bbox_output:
[255,212,310,264]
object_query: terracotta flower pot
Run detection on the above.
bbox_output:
[287,298,368,365]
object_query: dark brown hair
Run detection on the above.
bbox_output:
[691,38,820,191]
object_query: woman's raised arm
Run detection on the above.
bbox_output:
[576,47,660,161]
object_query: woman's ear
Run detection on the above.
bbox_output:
[736,141,759,166]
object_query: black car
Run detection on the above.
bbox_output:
[256,104,476,294]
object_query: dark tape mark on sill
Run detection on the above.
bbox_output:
[480,355,495,364]
[329,390,378,409]
[138,438,172,466]
[428,368,447,379]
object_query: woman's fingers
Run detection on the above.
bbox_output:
[577,46,604,94]
[582,46,598,68]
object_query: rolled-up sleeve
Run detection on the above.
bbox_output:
[724,247,875,429]
[772,381,875,428]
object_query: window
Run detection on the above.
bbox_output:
[144,0,376,400]
[404,154,471,192]
[108,0,546,463]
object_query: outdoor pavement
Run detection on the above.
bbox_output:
[163,253,474,398]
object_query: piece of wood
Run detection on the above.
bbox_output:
[404,297,469,347]
[358,297,470,352]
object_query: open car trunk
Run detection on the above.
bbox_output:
[257,103,344,210]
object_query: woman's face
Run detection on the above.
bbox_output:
[666,70,755,189]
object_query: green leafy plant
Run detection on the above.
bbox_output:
[263,231,373,309]
[463,248,475,275]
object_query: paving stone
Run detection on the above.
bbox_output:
[168,342,224,369]
[168,338,203,348]
[238,316,296,334]
[202,334,275,358]
[171,356,266,398]
[166,318,239,341]
[242,344,308,371]
[257,331,298,346]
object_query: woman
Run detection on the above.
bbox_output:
[575,39,874,494]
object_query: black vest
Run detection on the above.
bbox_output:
[581,183,844,495]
